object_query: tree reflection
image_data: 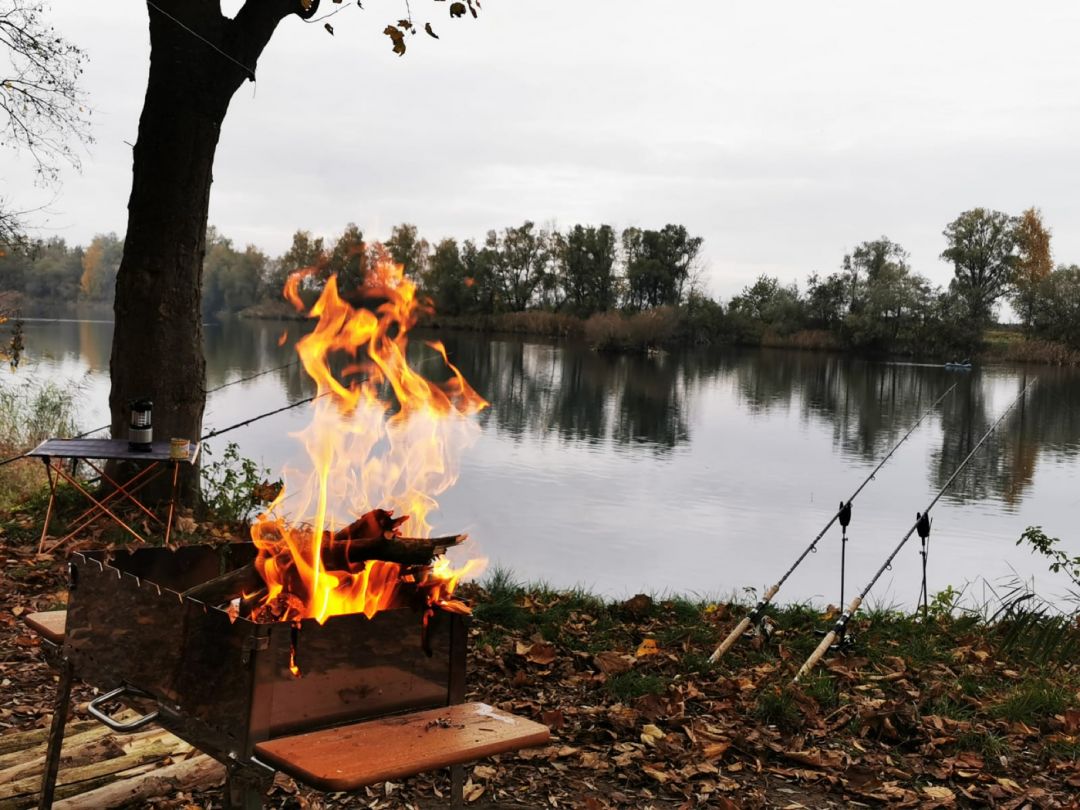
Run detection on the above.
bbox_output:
[439,335,694,453]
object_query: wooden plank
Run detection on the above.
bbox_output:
[255,702,550,792]
[24,610,67,645]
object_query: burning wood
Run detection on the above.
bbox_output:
[185,509,470,623]
[247,258,488,625]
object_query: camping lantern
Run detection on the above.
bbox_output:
[128,399,153,451]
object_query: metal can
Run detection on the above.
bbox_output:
[169,438,190,461]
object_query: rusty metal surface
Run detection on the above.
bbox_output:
[65,544,464,764]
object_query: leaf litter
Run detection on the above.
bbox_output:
[1,511,1078,809]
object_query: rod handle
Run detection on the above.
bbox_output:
[708,585,778,665]
[709,616,751,664]
[794,631,835,682]
[793,596,862,683]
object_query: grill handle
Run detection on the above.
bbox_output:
[87,686,159,732]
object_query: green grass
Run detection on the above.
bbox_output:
[800,672,840,710]
[991,679,1073,726]
[606,672,669,702]
[924,693,976,720]
[956,730,1013,761]
[1039,738,1080,764]
[754,686,802,731]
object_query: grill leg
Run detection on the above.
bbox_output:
[450,763,464,808]
[224,766,267,810]
[39,658,74,810]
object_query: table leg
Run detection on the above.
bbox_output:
[164,461,181,546]
[43,466,148,548]
[76,460,164,526]
[38,460,58,554]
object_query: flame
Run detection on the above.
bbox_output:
[250,256,487,624]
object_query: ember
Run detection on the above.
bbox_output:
[250,255,487,624]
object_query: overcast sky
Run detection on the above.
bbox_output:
[5,0,1080,299]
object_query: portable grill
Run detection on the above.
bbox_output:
[30,542,549,809]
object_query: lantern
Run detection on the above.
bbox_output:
[128,399,153,452]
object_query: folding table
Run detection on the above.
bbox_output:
[29,438,200,552]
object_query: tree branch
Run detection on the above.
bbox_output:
[227,0,311,80]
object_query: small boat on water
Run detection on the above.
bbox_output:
[944,359,973,371]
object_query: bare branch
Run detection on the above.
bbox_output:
[0,0,92,183]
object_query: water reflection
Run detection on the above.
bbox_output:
[17,320,1080,513]
[441,340,1080,508]
[437,337,693,454]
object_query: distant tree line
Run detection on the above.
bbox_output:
[724,207,1076,355]
[1,207,1078,357]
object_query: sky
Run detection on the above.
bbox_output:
[4,0,1080,300]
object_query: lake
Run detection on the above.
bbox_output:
[12,317,1080,610]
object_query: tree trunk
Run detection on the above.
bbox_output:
[108,0,302,504]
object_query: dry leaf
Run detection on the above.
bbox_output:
[462,778,484,802]
[594,651,634,675]
[640,723,664,746]
[635,638,660,657]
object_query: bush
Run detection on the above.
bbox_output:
[200,441,278,525]
[584,307,678,352]
[0,376,82,507]
[0,377,81,449]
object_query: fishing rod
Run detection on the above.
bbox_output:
[708,382,959,664]
[793,378,1037,683]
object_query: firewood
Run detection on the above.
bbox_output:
[323,508,466,565]
[321,529,468,567]
[0,740,172,801]
[0,722,103,767]
[0,720,98,758]
[52,753,225,810]
[179,563,262,606]
[0,737,123,786]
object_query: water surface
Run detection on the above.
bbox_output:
[14,318,1080,608]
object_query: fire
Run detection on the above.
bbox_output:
[250,255,488,624]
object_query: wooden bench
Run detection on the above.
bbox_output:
[24,610,550,809]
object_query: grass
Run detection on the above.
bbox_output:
[754,686,802,731]
[982,336,1080,366]
[606,671,669,702]
[0,377,83,509]
[583,308,678,352]
[991,679,1073,726]
[956,730,1013,761]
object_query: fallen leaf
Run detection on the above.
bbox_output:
[640,723,665,746]
[594,651,634,675]
[922,785,955,803]
[516,641,557,665]
[636,638,660,657]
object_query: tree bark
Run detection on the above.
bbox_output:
[109,0,302,503]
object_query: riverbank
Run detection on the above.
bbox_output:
[0,488,1077,808]
[234,301,1080,367]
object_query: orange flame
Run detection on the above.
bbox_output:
[250,256,488,624]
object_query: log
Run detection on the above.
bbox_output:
[53,753,225,810]
[0,722,105,767]
[321,531,468,568]
[323,509,466,565]
[180,563,262,606]
[0,740,173,802]
[0,721,99,757]
[0,737,123,786]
